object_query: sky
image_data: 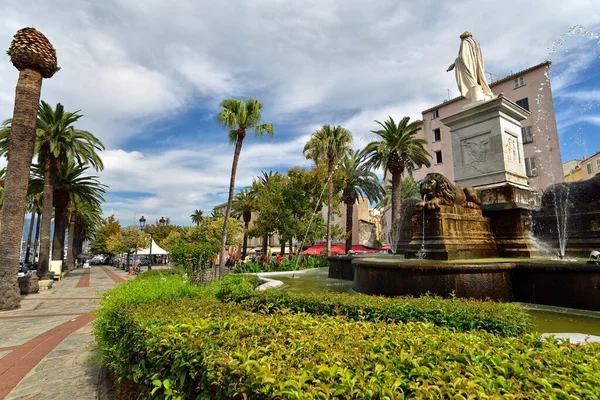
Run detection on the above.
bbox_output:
[0,0,599,226]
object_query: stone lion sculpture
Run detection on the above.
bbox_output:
[415,173,481,211]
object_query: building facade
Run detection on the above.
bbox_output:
[563,150,600,182]
[415,61,563,191]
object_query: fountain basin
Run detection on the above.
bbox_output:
[330,255,600,311]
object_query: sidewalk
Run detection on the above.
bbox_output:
[0,265,134,400]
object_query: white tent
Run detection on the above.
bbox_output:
[137,238,169,255]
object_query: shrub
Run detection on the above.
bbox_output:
[234,256,327,273]
[222,288,532,336]
[213,273,260,301]
[96,293,600,399]
[169,241,219,284]
[136,268,183,280]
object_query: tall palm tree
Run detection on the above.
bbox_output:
[30,160,106,269]
[303,125,352,255]
[364,116,431,251]
[231,189,256,260]
[66,198,102,271]
[338,150,382,253]
[0,27,58,310]
[216,98,274,277]
[190,209,203,226]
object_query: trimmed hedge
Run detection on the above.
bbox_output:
[94,282,600,399]
[220,286,533,336]
[136,268,184,280]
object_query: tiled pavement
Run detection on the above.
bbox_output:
[0,265,137,399]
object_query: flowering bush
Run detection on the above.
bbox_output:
[170,241,219,284]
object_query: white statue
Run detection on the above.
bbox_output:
[447,31,493,103]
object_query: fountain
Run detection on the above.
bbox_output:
[329,30,600,311]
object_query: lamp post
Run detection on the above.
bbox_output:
[138,215,154,271]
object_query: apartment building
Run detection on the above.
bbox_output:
[414,61,563,191]
[564,150,600,182]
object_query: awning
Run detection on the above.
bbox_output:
[137,239,169,255]
[300,244,381,256]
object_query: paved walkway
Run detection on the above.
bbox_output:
[0,265,137,399]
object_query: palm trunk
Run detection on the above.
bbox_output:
[51,189,69,262]
[241,220,249,260]
[37,157,57,280]
[0,68,43,310]
[65,214,76,271]
[24,205,37,263]
[326,158,334,256]
[345,201,353,254]
[280,239,285,256]
[219,130,245,279]
[33,211,41,262]
[288,239,293,258]
[391,171,403,253]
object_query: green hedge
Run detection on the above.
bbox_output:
[94,281,600,399]
[221,287,532,336]
[136,268,184,280]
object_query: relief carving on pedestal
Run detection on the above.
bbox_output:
[461,136,489,165]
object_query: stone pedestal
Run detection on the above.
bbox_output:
[405,205,498,260]
[38,279,53,291]
[441,95,530,188]
[18,275,39,295]
[479,183,541,258]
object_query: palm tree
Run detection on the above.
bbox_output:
[375,177,421,211]
[30,160,105,268]
[338,150,382,253]
[364,116,431,251]
[66,198,102,271]
[0,27,58,310]
[210,209,224,219]
[231,189,256,260]
[216,98,274,277]
[303,125,352,255]
[190,209,203,226]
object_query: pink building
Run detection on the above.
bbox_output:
[415,61,563,191]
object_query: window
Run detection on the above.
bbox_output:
[514,76,525,88]
[516,98,529,111]
[521,126,533,144]
[597,159,600,171]
[433,128,441,142]
[434,150,443,164]
[432,109,440,119]
[587,163,593,174]
[525,157,537,177]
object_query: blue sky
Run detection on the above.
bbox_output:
[1,1,599,226]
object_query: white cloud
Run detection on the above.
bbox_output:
[1,0,599,225]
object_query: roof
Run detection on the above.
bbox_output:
[137,238,169,255]
[422,60,552,114]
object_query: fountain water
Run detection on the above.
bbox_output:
[416,195,427,259]
[551,184,570,258]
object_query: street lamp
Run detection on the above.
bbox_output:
[159,216,166,227]
[139,216,154,271]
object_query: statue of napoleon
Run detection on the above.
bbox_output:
[447,31,494,103]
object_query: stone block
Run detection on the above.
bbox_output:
[18,275,39,295]
[38,279,53,291]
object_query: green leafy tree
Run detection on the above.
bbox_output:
[0,28,58,310]
[248,171,283,256]
[216,98,274,277]
[160,230,183,253]
[106,226,150,270]
[142,217,179,245]
[190,209,203,226]
[365,117,430,251]
[339,150,382,253]
[183,217,243,249]
[90,215,122,256]
[303,125,352,255]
